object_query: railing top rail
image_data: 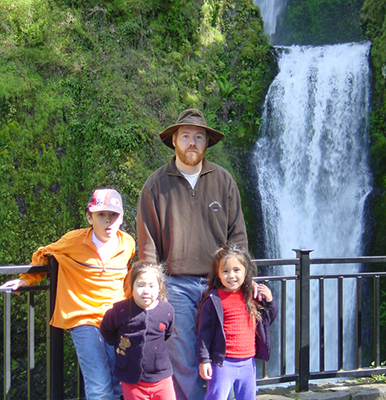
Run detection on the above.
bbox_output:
[3,254,386,273]
[252,258,299,266]
[251,271,386,282]
[253,275,298,282]
[0,265,49,275]
[311,255,386,264]
[251,254,386,268]
[311,271,386,279]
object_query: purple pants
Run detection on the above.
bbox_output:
[205,357,256,400]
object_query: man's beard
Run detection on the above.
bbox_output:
[175,144,206,166]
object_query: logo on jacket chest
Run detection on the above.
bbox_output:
[209,201,222,212]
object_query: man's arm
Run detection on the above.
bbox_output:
[227,179,248,249]
[136,189,160,263]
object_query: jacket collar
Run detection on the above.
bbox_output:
[83,227,129,253]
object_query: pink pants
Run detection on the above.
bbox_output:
[121,376,176,400]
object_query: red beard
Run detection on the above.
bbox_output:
[175,144,206,166]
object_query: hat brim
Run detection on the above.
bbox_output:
[88,205,123,215]
[159,124,225,149]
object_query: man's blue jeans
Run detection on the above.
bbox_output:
[70,325,121,400]
[165,275,208,400]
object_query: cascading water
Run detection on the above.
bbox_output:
[254,0,287,39]
[253,42,373,373]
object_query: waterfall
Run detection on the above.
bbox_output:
[254,0,287,38]
[253,42,372,373]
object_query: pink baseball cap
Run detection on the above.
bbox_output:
[86,189,123,215]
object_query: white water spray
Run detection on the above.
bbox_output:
[254,42,372,373]
[254,0,287,38]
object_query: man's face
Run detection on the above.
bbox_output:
[172,125,208,167]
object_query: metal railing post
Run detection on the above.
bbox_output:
[294,249,312,392]
[374,276,380,367]
[4,291,11,400]
[27,291,35,400]
[356,276,362,368]
[319,278,325,372]
[46,256,64,400]
[280,279,287,376]
[338,277,344,370]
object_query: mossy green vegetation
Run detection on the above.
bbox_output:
[0,0,273,396]
[0,0,274,266]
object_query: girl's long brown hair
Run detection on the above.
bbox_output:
[201,245,260,322]
[124,261,167,301]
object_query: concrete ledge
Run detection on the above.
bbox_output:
[256,380,386,399]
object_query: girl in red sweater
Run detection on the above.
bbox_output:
[197,245,277,400]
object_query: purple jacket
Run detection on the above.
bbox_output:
[100,298,175,383]
[197,289,278,366]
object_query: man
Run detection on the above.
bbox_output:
[136,109,248,400]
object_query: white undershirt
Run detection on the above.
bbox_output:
[181,170,201,189]
[92,231,119,264]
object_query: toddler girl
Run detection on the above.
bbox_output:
[197,245,278,400]
[100,261,176,400]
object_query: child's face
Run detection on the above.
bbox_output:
[218,256,246,292]
[132,271,160,309]
[86,211,122,243]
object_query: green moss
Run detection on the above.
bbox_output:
[0,2,274,392]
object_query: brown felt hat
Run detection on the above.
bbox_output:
[159,109,225,149]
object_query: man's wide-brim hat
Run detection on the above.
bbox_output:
[159,109,225,149]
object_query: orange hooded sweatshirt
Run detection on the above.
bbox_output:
[20,227,135,330]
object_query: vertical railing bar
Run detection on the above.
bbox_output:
[295,249,312,392]
[356,276,362,369]
[262,360,268,378]
[4,291,11,400]
[262,278,269,380]
[281,279,287,376]
[27,291,35,400]
[319,278,325,372]
[47,256,64,400]
[46,264,52,400]
[338,277,343,371]
[374,276,380,368]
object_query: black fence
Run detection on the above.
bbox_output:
[254,249,386,391]
[1,250,386,399]
[1,256,83,400]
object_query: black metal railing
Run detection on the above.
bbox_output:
[0,256,84,400]
[1,250,386,399]
[253,249,386,391]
